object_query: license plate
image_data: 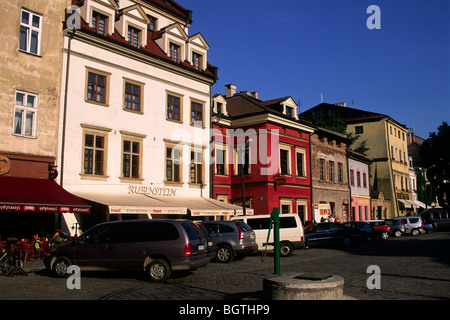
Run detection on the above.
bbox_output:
[250,234,255,239]
[208,242,213,247]
[198,245,205,251]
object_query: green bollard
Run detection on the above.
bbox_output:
[272,207,281,276]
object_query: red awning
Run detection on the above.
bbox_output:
[0,177,91,214]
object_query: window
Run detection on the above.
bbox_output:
[192,52,202,70]
[166,147,181,182]
[355,126,364,134]
[296,151,305,177]
[169,43,180,62]
[235,145,250,175]
[337,162,343,183]
[363,172,367,188]
[128,26,140,47]
[147,15,157,32]
[19,9,42,55]
[328,161,335,181]
[87,72,106,103]
[124,82,141,111]
[190,149,203,184]
[319,159,326,180]
[122,140,140,179]
[92,11,107,35]
[350,169,355,186]
[215,146,227,175]
[13,91,37,137]
[167,94,181,121]
[391,146,395,159]
[83,134,105,175]
[191,102,203,126]
[356,171,361,187]
[280,149,289,175]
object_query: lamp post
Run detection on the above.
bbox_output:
[238,139,253,215]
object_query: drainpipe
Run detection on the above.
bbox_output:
[60,29,75,188]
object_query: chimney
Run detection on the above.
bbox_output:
[335,102,346,107]
[252,91,258,99]
[225,84,236,98]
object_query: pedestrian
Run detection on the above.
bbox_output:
[32,233,41,260]
[329,215,335,222]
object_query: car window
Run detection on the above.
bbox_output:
[280,217,297,229]
[329,223,343,231]
[316,224,329,232]
[218,224,235,233]
[400,219,408,224]
[203,223,219,234]
[246,219,262,230]
[108,222,179,243]
[236,222,252,232]
[80,224,109,245]
[182,222,204,241]
[409,218,419,224]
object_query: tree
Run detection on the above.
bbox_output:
[419,121,450,208]
[311,112,369,155]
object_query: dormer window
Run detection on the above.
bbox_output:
[192,52,203,70]
[128,26,140,47]
[147,15,157,32]
[169,42,180,62]
[92,12,108,35]
[286,106,295,118]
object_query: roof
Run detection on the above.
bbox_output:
[225,93,313,128]
[75,17,217,81]
[301,103,408,129]
[141,0,192,23]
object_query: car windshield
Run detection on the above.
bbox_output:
[236,221,252,232]
[304,224,317,232]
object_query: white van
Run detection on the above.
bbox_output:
[230,214,305,256]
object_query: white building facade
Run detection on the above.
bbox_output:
[58,0,241,231]
[348,150,372,221]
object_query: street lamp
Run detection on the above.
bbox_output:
[238,138,253,215]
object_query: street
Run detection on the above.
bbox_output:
[1,231,449,301]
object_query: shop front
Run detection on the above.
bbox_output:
[0,177,91,239]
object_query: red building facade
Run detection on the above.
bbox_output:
[211,85,315,223]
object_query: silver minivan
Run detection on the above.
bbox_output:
[392,216,424,236]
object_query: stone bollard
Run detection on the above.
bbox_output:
[263,273,344,300]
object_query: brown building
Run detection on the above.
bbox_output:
[310,127,351,222]
[0,0,90,239]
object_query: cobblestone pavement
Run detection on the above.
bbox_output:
[1,231,449,301]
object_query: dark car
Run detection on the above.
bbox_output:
[343,221,375,241]
[304,223,352,248]
[384,219,405,237]
[200,221,257,263]
[44,219,210,282]
[421,208,450,231]
[367,220,392,240]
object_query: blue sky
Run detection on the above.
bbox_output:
[178,0,450,139]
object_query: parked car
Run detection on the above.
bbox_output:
[421,208,450,231]
[199,221,258,263]
[231,213,305,257]
[304,222,353,248]
[392,216,424,236]
[422,220,437,233]
[343,221,375,241]
[367,220,392,240]
[384,219,405,237]
[45,219,210,282]
[195,222,216,260]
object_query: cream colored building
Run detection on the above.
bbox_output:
[57,0,243,229]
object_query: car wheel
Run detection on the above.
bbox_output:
[147,259,171,283]
[411,229,420,236]
[52,256,71,277]
[343,237,351,247]
[280,242,294,257]
[381,232,390,240]
[394,230,402,238]
[216,245,233,263]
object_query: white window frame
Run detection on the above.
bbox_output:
[19,9,42,55]
[279,144,292,176]
[13,90,38,137]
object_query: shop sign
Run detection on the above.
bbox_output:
[0,156,11,175]
[128,185,177,197]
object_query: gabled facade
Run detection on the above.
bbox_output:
[301,102,412,218]
[310,127,350,222]
[348,150,373,221]
[58,0,236,230]
[212,85,315,223]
